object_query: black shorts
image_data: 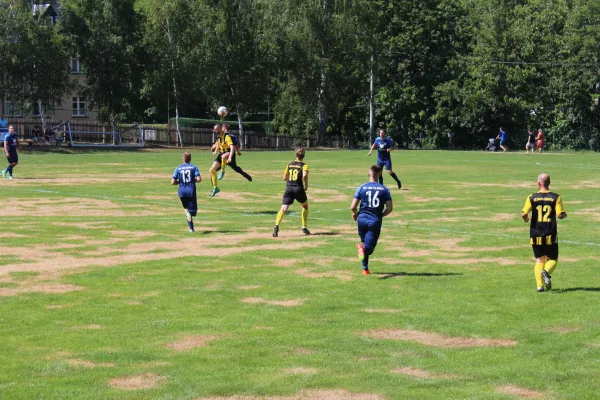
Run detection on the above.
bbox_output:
[282,185,307,205]
[6,152,18,164]
[214,153,237,167]
[532,243,559,260]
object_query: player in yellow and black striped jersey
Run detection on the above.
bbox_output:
[208,124,234,198]
[272,148,310,237]
[521,173,567,292]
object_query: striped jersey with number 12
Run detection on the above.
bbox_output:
[522,191,565,245]
[284,161,308,187]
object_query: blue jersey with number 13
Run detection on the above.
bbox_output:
[354,182,392,220]
[173,163,200,197]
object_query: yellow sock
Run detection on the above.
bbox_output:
[301,208,308,227]
[210,170,217,187]
[275,211,285,226]
[534,262,545,288]
[545,259,558,275]
[221,156,228,173]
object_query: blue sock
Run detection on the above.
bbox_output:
[187,220,194,230]
[6,166,13,175]
[362,254,369,269]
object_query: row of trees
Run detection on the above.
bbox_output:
[1,0,600,149]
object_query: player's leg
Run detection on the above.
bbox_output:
[532,245,547,292]
[209,158,221,197]
[6,155,17,178]
[219,152,230,180]
[385,160,401,189]
[273,200,291,237]
[360,219,382,274]
[377,161,384,184]
[294,188,310,234]
[541,244,559,290]
[356,217,369,272]
[228,155,252,182]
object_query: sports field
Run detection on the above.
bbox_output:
[0,148,599,400]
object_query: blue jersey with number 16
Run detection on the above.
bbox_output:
[173,163,200,198]
[354,182,392,220]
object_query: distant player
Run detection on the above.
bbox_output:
[208,124,233,197]
[273,147,310,237]
[521,173,567,292]
[2,125,21,180]
[536,129,545,153]
[350,165,393,275]
[172,152,201,232]
[497,127,508,152]
[216,123,252,182]
[525,129,536,153]
[368,129,401,189]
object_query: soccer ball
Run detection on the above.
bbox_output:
[217,106,228,117]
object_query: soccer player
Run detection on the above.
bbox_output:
[2,125,21,180]
[350,165,393,275]
[496,127,508,152]
[208,124,233,197]
[216,123,252,182]
[272,147,310,237]
[172,152,201,232]
[367,129,401,189]
[521,173,567,292]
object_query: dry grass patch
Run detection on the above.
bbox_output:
[68,359,115,368]
[363,309,401,314]
[0,283,83,296]
[70,324,103,330]
[359,329,517,348]
[495,385,545,399]
[109,373,166,390]
[165,335,219,351]
[198,389,385,400]
[238,285,261,290]
[296,268,354,282]
[392,367,456,380]
[546,326,582,334]
[283,367,318,375]
[241,297,308,307]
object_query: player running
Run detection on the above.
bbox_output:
[216,123,252,182]
[2,125,21,180]
[521,173,567,292]
[208,124,233,197]
[273,147,310,237]
[350,165,393,275]
[172,152,201,232]
[368,129,401,189]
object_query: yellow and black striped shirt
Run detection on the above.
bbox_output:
[284,161,309,187]
[522,191,565,245]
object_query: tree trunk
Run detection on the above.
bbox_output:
[369,54,375,148]
[237,110,245,150]
[37,99,47,133]
[317,72,326,147]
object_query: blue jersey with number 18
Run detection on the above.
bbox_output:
[354,182,392,220]
[173,163,200,198]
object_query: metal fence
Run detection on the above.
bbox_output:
[2,118,349,149]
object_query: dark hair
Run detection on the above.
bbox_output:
[296,147,305,160]
[183,152,192,163]
[370,164,382,178]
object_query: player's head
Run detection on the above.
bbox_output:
[295,147,305,160]
[213,124,221,134]
[223,123,230,131]
[183,152,192,163]
[379,129,386,138]
[8,125,14,133]
[369,165,382,180]
[538,129,543,133]
[499,127,503,131]
[537,173,550,190]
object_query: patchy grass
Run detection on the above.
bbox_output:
[0,149,599,399]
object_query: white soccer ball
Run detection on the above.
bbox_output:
[217,106,228,117]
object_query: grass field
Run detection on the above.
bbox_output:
[1,148,599,400]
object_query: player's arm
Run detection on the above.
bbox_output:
[16,137,21,151]
[4,139,8,156]
[195,167,201,183]
[556,196,567,219]
[228,144,234,163]
[382,200,393,217]
[283,165,289,181]
[303,170,308,191]
[521,197,532,222]
[368,142,376,156]
[350,198,360,221]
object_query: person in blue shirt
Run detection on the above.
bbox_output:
[367,129,401,189]
[2,125,21,180]
[350,165,394,275]
[496,127,508,152]
[172,152,201,232]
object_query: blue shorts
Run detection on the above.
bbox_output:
[357,215,382,251]
[377,158,392,171]
[500,140,506,146]
[6,152,18,164]
[179,196,198,215]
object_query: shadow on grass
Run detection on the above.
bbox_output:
[553,287,600,293]
[201,230,244,235]
[244,210,279,215]
[373,272,462,280]
[310,232,340,236]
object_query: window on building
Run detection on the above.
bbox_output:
[72,96,87,117]
[71,58,81,73]
[5,100,23,117]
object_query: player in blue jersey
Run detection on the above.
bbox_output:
[368,129,401,189]
[350,165,393,275]
[172,152,201,232]
[2,125,21,180]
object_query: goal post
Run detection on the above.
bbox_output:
[67,122,144,148]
